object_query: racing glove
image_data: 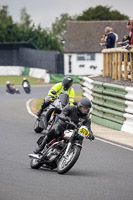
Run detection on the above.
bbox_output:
[65,116,71,122]
[37,110,42,117]
[89,134,95,141]
[87,129,95,141]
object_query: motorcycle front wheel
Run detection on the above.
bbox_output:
[30,158,43,169]
[57,145,81,174]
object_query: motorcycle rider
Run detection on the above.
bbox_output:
[34,97,95,154]
[22,77,30,89]
[36,76,75,117]
[6,81,14,94]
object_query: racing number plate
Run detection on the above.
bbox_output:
[78,127,90,138]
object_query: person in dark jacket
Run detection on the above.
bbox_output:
[126,19,133,48]
[105,27,116,48]
[34,97,95,154]
[6,81,15,94]
[6,81,11,92]
[117,20,133,48]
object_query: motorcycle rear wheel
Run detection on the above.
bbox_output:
[57,145,81,174]
[30,158,43,169]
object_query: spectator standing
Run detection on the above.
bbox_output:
[105,27,116,48]
[128,19,133,48]
[100,27,116,48]
[117,19,133,49]
[110,27,118,47]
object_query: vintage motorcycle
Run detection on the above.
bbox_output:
[29,119,93,174]
[34,93,69,133]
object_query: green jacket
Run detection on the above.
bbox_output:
[48,82,75,105]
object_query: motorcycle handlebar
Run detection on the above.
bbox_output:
[57,115,77,128]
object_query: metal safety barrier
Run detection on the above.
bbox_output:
[80,76,133,134]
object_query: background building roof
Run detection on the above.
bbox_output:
[64,20,128,53]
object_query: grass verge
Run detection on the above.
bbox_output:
[32,90,83,114]
[0,75,46,85]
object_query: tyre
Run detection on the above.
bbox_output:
[34,119,43,133]
[57,145,81,174]
[30,158,43,169]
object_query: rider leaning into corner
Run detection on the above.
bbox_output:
[34,97,95,154]
[36,76,75,117]
[6,81,11,92]
[6,81,14,94]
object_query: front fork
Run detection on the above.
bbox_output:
[49,110,55,122]
[63,133,83,157]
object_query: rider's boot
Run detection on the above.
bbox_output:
[34,135,49,154]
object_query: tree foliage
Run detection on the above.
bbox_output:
[20,7,33,30]
[77,5,129,21]
[50,6,129,42]
[0,5,63,52]
[51,13,76,40]
[0,4,130,53]
[0,5,13,25]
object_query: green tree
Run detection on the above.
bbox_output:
[0,5,63,52]
[0,5,13,25]
[27,27,63,51]
[20,7,33,29]
[77,5,129,21]
[0,5,14,42]
[51,13,76,40]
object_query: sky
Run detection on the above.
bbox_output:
[0,0,133,29]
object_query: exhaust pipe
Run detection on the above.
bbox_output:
[28,154,40,159]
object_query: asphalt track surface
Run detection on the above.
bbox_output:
[0,85,133,200]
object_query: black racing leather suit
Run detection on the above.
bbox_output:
[44,105,93,143]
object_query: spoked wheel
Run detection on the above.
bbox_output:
[30,158,43,169]
[34,118,43,133]
[57,145,81,174]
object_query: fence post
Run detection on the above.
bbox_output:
[102,52,106,77]
[124,52,128,80]
[112,52,115,79]
[129,52,133,81]
[118,52,122,80]
[102,48,133,81]
[115,52,118,80]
